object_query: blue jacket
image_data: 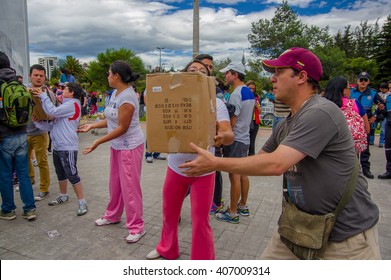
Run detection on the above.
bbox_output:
[350,87,384,118]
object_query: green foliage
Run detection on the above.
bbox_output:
[375,15,391,82]
[248,0,332,59]
[246,1,389,88]
[64,56,86,81]
[51,68,60,81]
[354,20,380,60]
[213,57,232,80]
[343,57,378,83]
[87,48,146,92]
[313,46,347,84]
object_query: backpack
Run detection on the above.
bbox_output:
[342,99,367,154]
[0,80,33,128]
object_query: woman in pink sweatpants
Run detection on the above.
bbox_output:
[146,59,234,260]
[79,60,146,243]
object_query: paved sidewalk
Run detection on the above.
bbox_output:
[0,123,390,260]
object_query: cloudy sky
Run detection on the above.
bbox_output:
[27,0,390,70]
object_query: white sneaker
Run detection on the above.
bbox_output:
[125,230,146,243]
[146,156,153,163]
[95,218,118,226]
[146,249,162,260]
[32,159,38,167]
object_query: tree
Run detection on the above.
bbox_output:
[213,57,231,80]
[354,20,380,60]
[374,15,391,82]
[248,0,331,59]
[63,56,86,81]
[333,26,356,58]
[87,48,146,92]
[50,67,60,84]
[343,57,378,84]
[313,46,347,87]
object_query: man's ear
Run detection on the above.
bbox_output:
[297,71,308,85]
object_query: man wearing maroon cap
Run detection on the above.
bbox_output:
[180,47,381,259]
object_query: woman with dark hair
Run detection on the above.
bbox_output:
[146,60,234,260]
[324,76,370,153]
[78,60,146,243]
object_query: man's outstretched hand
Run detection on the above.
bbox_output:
[179,143,218,176]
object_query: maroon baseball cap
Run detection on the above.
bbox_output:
[261,47,323,82]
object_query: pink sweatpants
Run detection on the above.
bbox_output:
[102,144,144,234]
[156,167,215,260]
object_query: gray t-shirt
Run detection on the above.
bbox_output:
[262,94,379,242]
[228,85,255,145]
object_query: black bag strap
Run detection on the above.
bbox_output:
[283,156,359,217]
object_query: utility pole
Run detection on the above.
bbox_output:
[193,0,199,60]
[157,47,164,72]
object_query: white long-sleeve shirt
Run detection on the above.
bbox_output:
[35,95,81,151]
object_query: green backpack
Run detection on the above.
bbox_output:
[0,80,33,128]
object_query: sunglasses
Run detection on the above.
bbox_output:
[359,78,369,82]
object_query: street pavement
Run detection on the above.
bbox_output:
[0,122,390,260]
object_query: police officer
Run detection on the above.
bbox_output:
[350,72,385,179]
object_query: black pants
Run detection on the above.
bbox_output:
[47,132,52,152]
[248,120,259,156]
[385,122,391,172]
[360,132,371,171]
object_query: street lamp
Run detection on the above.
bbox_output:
[157,47,165,72]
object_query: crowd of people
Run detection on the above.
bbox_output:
[0,47,390,260]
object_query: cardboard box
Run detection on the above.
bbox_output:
[146,72,216,153]
[30,90,55,121]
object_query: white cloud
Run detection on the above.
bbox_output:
[206,0,247,4]
[300,0,390,34]
[26,0,391,71]
[265,0,314,8]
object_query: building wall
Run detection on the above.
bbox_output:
[38,57,59,80]
[0,0,29,82]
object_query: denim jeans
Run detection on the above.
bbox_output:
[0,133,36,213]
[144,141,160,158]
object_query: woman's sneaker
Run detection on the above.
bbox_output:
[95,218,119,226]
[146,249,162,260]
[210,202,224,215]
[125,230,146,243]
[237,204,250,216]
[215,209,239,224]
[48,195,69,206]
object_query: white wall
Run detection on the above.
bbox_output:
[0,0,29,82]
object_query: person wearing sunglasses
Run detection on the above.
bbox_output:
[350,72,385,179]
